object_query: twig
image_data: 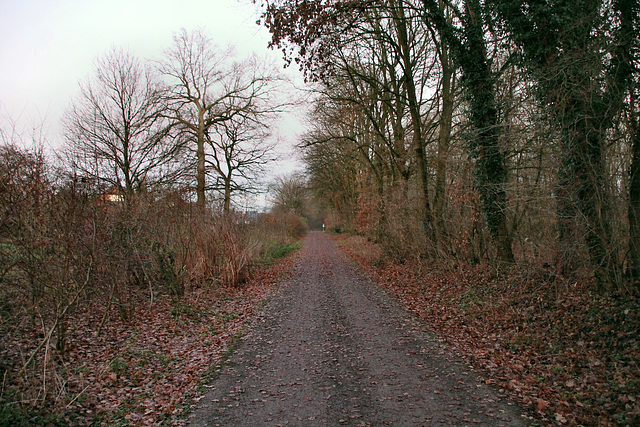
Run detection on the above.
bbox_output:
[17,261,92,378]
[65,383,91,409]
[97,283,116,337]
[1,370,7,400]
[17,313,58,378]
[42,322,49,404]
[131,238,155,306]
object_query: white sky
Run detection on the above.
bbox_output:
[0,0,306,176]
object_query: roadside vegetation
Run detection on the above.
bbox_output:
[0,142,303,425]
[0,27,305,425]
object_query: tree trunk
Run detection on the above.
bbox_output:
[461,0,514,264]
[628,109,640,287]
[223,177,232,215]
[555,131,581,277]
[196,111,207,208]
[392,0,435,246]
[433,35,455,251]
[556,93,621,290]
[577,124,618,291]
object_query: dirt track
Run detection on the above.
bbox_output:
[187,232,527,426]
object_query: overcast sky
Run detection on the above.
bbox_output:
[0,0,305,173]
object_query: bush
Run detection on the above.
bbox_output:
[0,143,304,420]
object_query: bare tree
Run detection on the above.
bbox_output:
[208,109,276,215]
[156,29,286,208]
[63,48,177,199]
[270,172,310,216]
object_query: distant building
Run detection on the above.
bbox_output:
[98,186,125,204]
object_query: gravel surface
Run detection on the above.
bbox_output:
[187,232,528,426]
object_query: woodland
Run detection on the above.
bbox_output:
[259,0,639,424]
[0,0,638,425]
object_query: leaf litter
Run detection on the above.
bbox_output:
[337,235,640,426]
[0,252,296,426]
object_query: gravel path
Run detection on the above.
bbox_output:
[187,232,527,426]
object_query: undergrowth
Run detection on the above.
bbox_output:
[0,243,300,426]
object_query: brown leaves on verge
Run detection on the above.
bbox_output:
[0,254,295,426]
[337,235,640,426]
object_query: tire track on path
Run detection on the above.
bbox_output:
[188,232,527,426]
